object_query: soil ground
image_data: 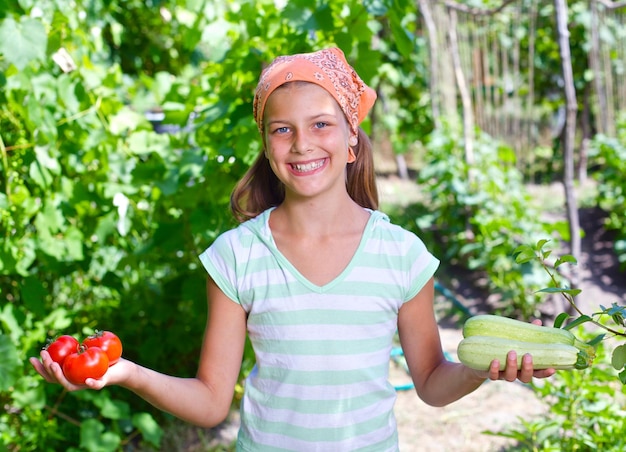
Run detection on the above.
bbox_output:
[152,178,625,452]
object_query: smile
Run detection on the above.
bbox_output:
[290,159,326,173]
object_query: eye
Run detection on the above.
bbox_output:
[273,126,290,134]
[314,122,328,129]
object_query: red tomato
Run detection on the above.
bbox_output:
[62,346,109,385]
[83,330,123,365]
[45,335,79,366]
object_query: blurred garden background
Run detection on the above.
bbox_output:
[1,0,626,450]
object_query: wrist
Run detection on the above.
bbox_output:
[113,358,139,389]
[463,364,488,384]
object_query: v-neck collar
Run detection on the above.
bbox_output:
[247,207,379,293]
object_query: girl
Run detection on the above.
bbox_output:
[31,47,554,451]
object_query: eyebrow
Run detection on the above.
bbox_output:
[266,113,339,126]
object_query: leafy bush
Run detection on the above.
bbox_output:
[0,4,240,450]
[589,114,626,269]
[490,243,626,450]
[487,331,626,451]
[410,123,554,318]
[1,1,431,449]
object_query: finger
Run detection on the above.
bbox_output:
[518,353,534,383]
[488,359,501,381]
[48,360,67,383]
[39,350,55,371]
[84,378,106,390]
[29,357,56,383]
[534,368,556,379]
[36,350,65,384]
[504,351,518,382]
[39,350,84,390]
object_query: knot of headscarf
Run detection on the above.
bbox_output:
[253,47,377,135]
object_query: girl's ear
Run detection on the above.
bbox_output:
[347,146,356,163]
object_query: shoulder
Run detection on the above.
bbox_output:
[364,211,439,300]
[366,210,438,268]
[368,210,427,249]
[212,209,271,249]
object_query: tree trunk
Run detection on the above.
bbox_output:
[579,84,592,184]
[554,0,581,312]
[525,0,538,180]
[418,0,441,128]
[589,0,608,135]
[447,6,475,168]
[435,3,458,119]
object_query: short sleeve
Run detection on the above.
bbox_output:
[198,230,241,304]
[404,232,440,302]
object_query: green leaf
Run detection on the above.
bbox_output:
[563,315,592,330]
[64,226,85,261]
[109,108,147,135]
[554,312,570,328]
[513,246,536,264]
[10,376,46,410]
[34,146,61,174]
[587,334,605,346]
[387,8,414,57]
[0,17,47,70]
[96,397,131,420]
[79,419,121,452]
[20,276,48,317]
[534,238,551,250]
[132,412,163,448]
[29,159,53,189]
[537,287,582,297]
[0,334,22,391]
[126,130,170,156]
[554,254,578,268]
[0,303,24,340]
[611,345,626,371]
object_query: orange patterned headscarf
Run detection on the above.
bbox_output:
[253,47,377,135]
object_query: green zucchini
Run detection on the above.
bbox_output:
[457,335,593,371]
[462,314,595,357]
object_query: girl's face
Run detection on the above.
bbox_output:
[263,82,356,202]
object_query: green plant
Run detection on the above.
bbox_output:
[589,114,626,269]
[486,333,626,451]
[514,240,626,383]
[414,123,554,318]
[0,1,431,449]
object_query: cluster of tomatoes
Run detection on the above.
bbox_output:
[45,330,122,385]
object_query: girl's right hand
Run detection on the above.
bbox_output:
[29,350,132,391]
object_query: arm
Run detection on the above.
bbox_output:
[397,277,555,407]
[30,277,247,428]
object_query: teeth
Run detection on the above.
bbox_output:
[292,160,324,172]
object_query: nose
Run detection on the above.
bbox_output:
[292,129,312,154]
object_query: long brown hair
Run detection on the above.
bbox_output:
[230,127,379,223]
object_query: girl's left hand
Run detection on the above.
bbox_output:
[483,317,556,384]
[484,350,556,384]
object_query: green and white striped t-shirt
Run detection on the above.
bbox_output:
[199,208,439,452]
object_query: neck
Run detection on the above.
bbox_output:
[272,193,368,237]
